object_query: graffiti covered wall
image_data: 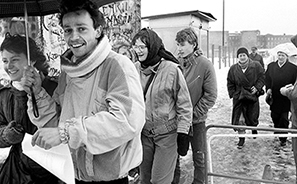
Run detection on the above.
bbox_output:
[0,0,141,71]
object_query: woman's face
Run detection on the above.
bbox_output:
[238,53,248,63]
[2,49,28,81]
[277,52,288,64]
[133,38,148,62]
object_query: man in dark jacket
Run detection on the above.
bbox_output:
[250,46,265,69]
[173,27,217,184]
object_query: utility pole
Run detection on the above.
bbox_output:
[222,0,225,63]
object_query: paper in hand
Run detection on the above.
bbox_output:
[22,133,75,184]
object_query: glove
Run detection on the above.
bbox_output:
[177,133,190,156]
[3,121,24,144]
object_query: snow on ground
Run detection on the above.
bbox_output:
[179,65,297,184]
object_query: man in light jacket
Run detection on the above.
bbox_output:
[20,0,145,183]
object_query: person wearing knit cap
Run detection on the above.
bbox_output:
[227,47,265,149]
[131,28,193,184]
[172,27,217,184]
[237,47,249,58]
[265,45,297,147]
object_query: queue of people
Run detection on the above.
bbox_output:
[0,0,297,183]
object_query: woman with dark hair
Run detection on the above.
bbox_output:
[0,33,58,183]
[131,28,192,184]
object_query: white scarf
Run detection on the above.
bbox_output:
[61,36,111,78]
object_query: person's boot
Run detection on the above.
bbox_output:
[237,137,245,149]
[252,130,258,139]
[280,138,287,146]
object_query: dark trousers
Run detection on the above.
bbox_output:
[172,122,206,184]
[75,177,128,184]
[271,111,289,142]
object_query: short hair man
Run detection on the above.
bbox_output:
[21,0,145,183]
[250,46,265,69]
[173,27,217,184]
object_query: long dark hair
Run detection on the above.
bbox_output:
[0,32,49,76]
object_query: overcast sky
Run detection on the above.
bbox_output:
[141,0,297,35]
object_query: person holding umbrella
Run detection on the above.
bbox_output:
[21,0,145,183]
[0,33,59,183]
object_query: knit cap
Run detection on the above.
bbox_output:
[237,47,249,57]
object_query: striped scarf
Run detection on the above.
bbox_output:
[61,36,111,77]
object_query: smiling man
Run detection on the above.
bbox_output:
[20,0,145,183]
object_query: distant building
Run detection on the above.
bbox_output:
[210,30,294,59]
[142,10,216,57]
[259,34,293,49]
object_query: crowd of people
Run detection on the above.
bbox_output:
[0,0,297,184]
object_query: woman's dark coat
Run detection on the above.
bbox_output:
[227,59,265,127]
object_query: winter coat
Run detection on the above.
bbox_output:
[249,53,264,69]
[0,78,58,183]
[26,37,145,182]
[265,60,297,113]
[179,51,217,124]
[227,59,265,127]
[135,60,192,136]
[281,79,297,129]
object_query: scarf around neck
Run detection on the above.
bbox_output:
[140,28,178,68]
[61,36,111,77]
[238,59,249,70]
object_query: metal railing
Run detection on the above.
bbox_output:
[205,124,297,184]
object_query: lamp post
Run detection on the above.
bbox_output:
[222,0,225,63]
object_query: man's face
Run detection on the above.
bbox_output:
[251,48,257,54]
[176,41,195,58]
[62,10,100,60]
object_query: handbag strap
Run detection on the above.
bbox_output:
[143,63,160,101]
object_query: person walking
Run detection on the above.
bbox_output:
[265,47,297,146]
[20,0,145,183]
[173,27,217,184]
[227,47,265,149]
[282,34,297,183]
[131,28,193,184]
[0,33,59,183]
[249,46,265,69]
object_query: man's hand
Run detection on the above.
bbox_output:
[251,86,258,95]
[32,127,61,150]
[266,89,272,96]
[280,84,294,96]
[20,66,42,95]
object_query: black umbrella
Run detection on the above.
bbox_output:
[0,0,122,18]
[0,0,122,117]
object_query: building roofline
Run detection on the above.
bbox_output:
[142,10,217,22]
